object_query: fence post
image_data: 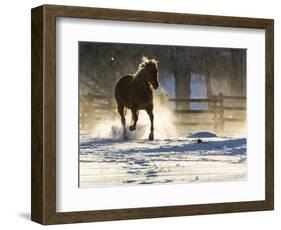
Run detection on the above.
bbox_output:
[212,95,218,131]
[218,93,224,131]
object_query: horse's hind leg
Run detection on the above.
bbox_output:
[117,104,128,140]
[129,107,138,131]
[145,105,154,141]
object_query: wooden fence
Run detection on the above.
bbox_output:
[169,93,246,132]
[79,94,114,130]
[80,93,246,131]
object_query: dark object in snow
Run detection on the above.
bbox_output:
[197,139,202,143]
[191,176,199,182]
[189,131,217,138]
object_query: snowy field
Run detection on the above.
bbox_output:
[79,130,247,188]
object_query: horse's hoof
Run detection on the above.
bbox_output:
[149,133,154,141]
[123,131,128,140]
[129,125,136,131]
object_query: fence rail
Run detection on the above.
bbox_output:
[173,109,214,114]
[169,98,217,103]
[222,106,246,111]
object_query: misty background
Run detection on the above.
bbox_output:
[79,42,246,134]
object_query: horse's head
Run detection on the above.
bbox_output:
[139,56,159,89]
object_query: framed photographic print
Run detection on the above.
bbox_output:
[31,4,274,225]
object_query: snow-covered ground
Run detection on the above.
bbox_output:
[79,131,247,188]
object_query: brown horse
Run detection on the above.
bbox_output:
[115,57,159,140]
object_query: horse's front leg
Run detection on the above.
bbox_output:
[117,104,128,140]
[145,105,154,141]
[129,106,138,131]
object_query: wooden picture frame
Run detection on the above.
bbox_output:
[31,4,274,225]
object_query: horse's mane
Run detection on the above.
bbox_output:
[133,56,158,80]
